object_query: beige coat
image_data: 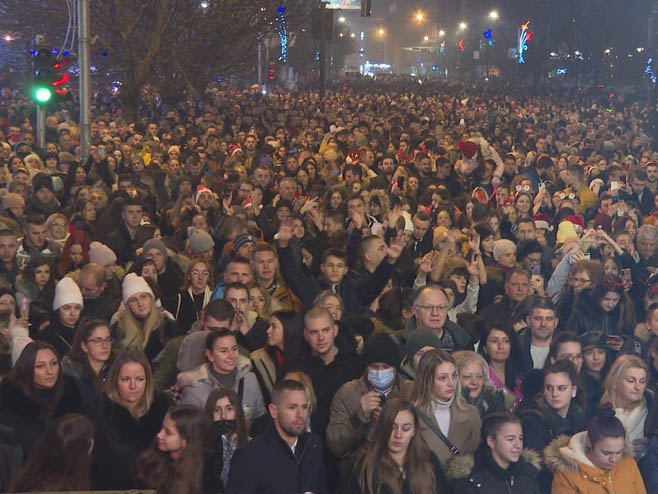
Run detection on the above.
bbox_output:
[417,400,481,466]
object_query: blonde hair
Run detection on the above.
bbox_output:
[284,370,317,414]
[600,354,648,409]
[105,350,154,418]
[453,350,494,389]
[411,349,468,415]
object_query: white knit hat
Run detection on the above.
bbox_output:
[9,323,33,366]
[122,273,154,303]
[53,277,84,311]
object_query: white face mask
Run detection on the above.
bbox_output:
[367,367,395,391]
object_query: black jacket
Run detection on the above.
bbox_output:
[226,424,328,494]
[105,222,137,266]
[91,391,170,490]
[566,288,633,337]
[36,318,76,358]
[81,289,120,323]
[287,344,362,436]
[0,375,85,460]
[157,260,185,301]
[518,397,587,454]
[449,448,541,494]
[277,243,394,316]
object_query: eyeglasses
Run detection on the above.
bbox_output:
[192,270,210,277]
[87,336,112,346]
[414,304,450,313]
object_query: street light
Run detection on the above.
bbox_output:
[338,16,346,23]
[378,28,385,37]
[439,30,445,36]
[424,35,429,42]
[459,21,467,30]
[489,10,499,20]
[415,11,425,23]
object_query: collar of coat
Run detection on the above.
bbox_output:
[543,432,634,474]
[445,447,542,480]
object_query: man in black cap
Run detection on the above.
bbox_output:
[26,173,61,217]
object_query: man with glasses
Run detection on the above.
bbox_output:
[405,285,471,353]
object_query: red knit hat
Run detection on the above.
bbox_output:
[457,140,479,159]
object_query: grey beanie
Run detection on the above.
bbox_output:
[187,227,215,254]
[142,238,168,261]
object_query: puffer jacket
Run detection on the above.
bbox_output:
[545,432,646,494]
[446,447,541,494]
[177,355,265,420]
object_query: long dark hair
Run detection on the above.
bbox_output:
[270,310,303,363]
[203,387,248,447]
[9,413,93,492]
[11,340,63,405]
[69,317,114,369]
[477,323,522,390]
[354,398,436,494]
[137,405,207,494]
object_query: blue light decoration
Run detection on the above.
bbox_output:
[645,57,657,85]
[274,6,288,63]
[556,67,567,75]
[439,41,445,54]
[518,20,533,64]
[483,29,492,39]
[432,64,437,71]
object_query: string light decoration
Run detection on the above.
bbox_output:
[645,57,657,85]
[274,6,288,63]
[518,20,533,64]
[458,38,465,52]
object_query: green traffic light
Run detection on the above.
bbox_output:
[34,87,52,103]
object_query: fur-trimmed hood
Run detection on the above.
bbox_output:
[176,354,253,388]
[446,448,542,480]
[544,432,634,474]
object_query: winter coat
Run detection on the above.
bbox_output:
[519,397,588,454]
[91,391,170,490]
[226,424,328,494]
[164,286,212,335]
[61,353,114,412]
[81,288,120,323]
[177,356,265,420]
[326,376,412,460]
[446,447,541,494]
[416,400,481,466]
[545,432,646,494]
[111,306,178,361]
[0,375,84,464]
[250,345,285,405]
[566,289,634,337]
[36,318,76,358]
[287,344,363,436]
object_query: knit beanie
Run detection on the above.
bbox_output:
[492,239,516,262]
[233,233,256,254]
[1,193,24,210]
[122,273,154,303]
[142,239,168,261]
[53,277,84,311]
[187,227,215,254]
[89,241,117,266]
[457,140,479,159]
[406,328,442,363]
[363,333,401,368]
[10,324,33,367]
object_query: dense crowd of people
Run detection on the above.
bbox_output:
[0,77,655,493]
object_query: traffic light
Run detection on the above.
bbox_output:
[52,56,71,95]
[268,62,276,80]
[32,48,54,104]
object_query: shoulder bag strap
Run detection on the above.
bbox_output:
[418,411,460,455]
